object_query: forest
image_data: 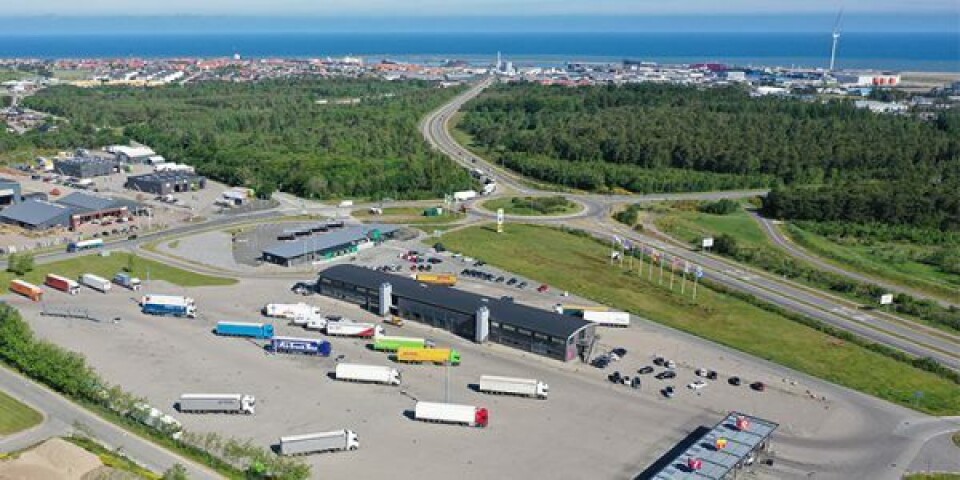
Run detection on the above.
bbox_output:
[17,78,475,200]
[459,83,960,197]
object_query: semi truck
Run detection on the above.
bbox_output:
[413,401,488,428]
[142,294,195,306]
[334,363,401,386]
[582,310,631,327]
[396,347,461,365]
[215,322,275,339]
[45,273,80,295]
[452,190,478,202]
[10,279,43,301]
[142,296,197,318]
[414,273,457,286]
[67,238,103,252]
[80,273,111,293]
[326,322,383,338]
[373,335,434,352]
[478,375,549,399]
[279,430,359,455]
[270,336,332,356]
[113,273,142,291]
[178,393,255,414]
[263,303,321,320]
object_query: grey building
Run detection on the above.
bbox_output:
[314,265,597,362]
[0,200,73,230]
[56,192,130,229]
[54,157,117,178]
[0,178,22,206]
[125,172,206,195]
[263,225,399,267]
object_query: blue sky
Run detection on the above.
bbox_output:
[4,0,958,16]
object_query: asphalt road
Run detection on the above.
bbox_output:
[752,211,958,309]
[419,77,960,372]
[0,367,219,479]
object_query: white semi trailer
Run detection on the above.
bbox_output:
[582,310,631,327]
[478,375,549,399]
[178,394,255,415]
[263,303,321,320]
[326,322,384,338]
[334,363,401,386]
[413,401,488,428]
[279,430,359,455]
[80,273,111,293]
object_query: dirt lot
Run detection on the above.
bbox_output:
[3,256,928,480]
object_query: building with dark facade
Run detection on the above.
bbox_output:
[57,192,129,229]
[54,157,117,178]
[314,265,597,362]
[263,225,399,267]
[0,192,139,230]
[0,178,22,206]
[125,172,206,195]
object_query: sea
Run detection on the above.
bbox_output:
[0,32,958,72]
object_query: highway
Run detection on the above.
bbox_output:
[420,77,960,371]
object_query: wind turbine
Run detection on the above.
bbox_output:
[829,8,844,71]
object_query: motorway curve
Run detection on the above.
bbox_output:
[420,78,960,371]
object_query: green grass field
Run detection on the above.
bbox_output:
[353,206,465,225]
[481,196,583,216]
[0,389,42,435]
[439,224,960,415]
[654,203,769,249]
[0,69,35,83]
[786,225,959,303]
[904,474,960,480]
[0,252,236,293]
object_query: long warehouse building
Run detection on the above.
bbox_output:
[315,264,597,362]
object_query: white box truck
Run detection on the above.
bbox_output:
[142,294,195,306]
[80,273,111,293]
[263,303,321,320]
[478,375,549,399]
[178,394,255,415]
[453,190,478,202]
[326,322,384,338]
[582,310,631,327]
[413,401,488,428]
[334,363,401,386]
[279,430,359,455]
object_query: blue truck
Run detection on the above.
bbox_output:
[216,322,275,339]
[269,336,332,356]
[142,296,197,318]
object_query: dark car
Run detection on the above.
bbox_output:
[706,370,718,380]
[608,371,622,384]
[500,296,514,302]
[653,357,666,367]
[611,348,628,358]
[661,386,675,398]
[427,257,443,264]
[592,356,610,369]
[517,281,528,289]
[506,278,518,285]
[495,276,505,283]
[750,381,766,392]
[637,366,655,375]
[630,377,642,389]
[655,371,677,380]
[728,376,742,386]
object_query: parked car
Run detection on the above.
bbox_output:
[506,278,518,285]
[427,257,443,264]
[661,386,675,398]
[517,281,528,289]
[636,366,655,375]
[687,381,707,391]
[665,360,677,369]
[653,356,666,366]
[537,284,549,293]
[630,377,642,389]
[611,348,628,358]
[655,371,677,380]
[608,371,623,384]
[750,381,766,392]
[592,356,610,369]
[706,370,718,380]
[728,376,742,386]
[495,276,505,283]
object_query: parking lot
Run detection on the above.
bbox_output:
[3,236,925,480]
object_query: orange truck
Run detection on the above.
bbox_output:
[415,273,457,286]
[10,279,43,301]
[396,347,461,365]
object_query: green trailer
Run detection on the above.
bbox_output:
[372,335,435,352]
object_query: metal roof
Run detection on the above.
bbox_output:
[57,192,120,212]
[0,199,72,226]
[319,264,594,340]
[649,412,778,480]
[263,225,397,260]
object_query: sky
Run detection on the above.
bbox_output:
[4,0,958,16]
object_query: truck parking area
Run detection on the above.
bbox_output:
[4,265,914,480]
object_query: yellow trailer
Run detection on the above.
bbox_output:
[396,347,461,365]
[415,273,457,286]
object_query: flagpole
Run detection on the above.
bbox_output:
[649,251,655,281]
[659,255,664,285]
[681,267,687,295]
[669,260,675,290]
[693,273,699,301]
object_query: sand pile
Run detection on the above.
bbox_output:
[0,438,103,480]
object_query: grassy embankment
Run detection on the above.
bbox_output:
[64,435,159,479]
[353,206,465,226]
[904,474,960,480]
[786,225,959,303]
[481,196,583,216]
[0,390,42,435]
[0,252,236,293]
[439,223,960,415]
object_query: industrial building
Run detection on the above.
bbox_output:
[314,264,598,362]
[262,225,399,267]
[645,412,778,480]
[125,172,206,195]
[0,192,137,230]
[54,156,117,178]
[0,178,22,206]
[108,145,157,164]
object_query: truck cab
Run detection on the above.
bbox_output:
[345,430,360,451]
[241,395,256,415]
[537,382,550,398]
[450,350,462,365]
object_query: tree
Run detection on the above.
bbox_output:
[162,464,189,480]
[6,252,34,276]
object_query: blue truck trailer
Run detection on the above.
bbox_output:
[270,336,332,356]
[216,322,275,339]
[142,297,197,318]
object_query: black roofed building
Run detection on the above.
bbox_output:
[125,172,206,195]
[0,200,73,230]
[54,156,117,178]
[262,225,400,267]
[315,264,598,362]
[56,192,129,229]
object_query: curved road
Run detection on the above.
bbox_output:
[420,78,960,371]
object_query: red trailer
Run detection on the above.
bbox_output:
[45,274,80,295]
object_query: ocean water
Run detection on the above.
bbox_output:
[0,32,957,71]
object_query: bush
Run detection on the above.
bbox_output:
[698,199,740,215]
[6,253,35,276]
[614,204,641,226]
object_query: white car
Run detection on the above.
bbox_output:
[687,381,707,391]
[665,360,677,369]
